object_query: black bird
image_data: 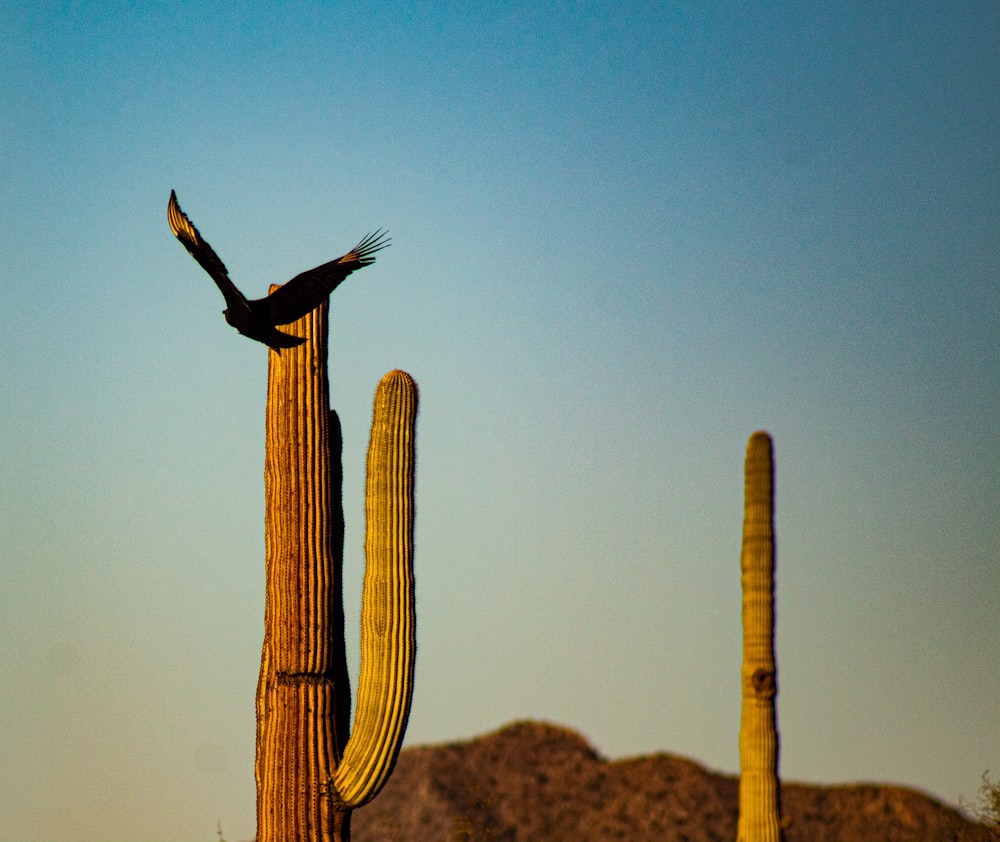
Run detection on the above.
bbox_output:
[167,190,389,349]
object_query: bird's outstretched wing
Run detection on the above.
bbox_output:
[167,191,247,310]
[250,229,391,326]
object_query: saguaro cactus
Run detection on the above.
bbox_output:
[737,431,783,842]
[255,293,417,842]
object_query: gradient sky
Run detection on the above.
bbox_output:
[2,2,998,841]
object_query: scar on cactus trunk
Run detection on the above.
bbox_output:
[255,291,417,842]
[737,431,783,842]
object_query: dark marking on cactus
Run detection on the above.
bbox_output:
[751,668,777,697]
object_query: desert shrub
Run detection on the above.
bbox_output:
[959,772,1000,841]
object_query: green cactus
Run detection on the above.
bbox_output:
[737,431,783,842]
[328,368,417,810]
[255,295,417,842]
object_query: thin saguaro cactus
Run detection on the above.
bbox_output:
[255,292,417,842]
[737,431,783,842]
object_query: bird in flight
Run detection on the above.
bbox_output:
[167,190,389,349]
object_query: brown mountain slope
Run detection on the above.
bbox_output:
[351,720,987,842]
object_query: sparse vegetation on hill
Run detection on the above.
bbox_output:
[958,772,1000,841]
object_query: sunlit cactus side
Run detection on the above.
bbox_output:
[737,431,784,842]
[255,290,417,842]
[329,369,417,809]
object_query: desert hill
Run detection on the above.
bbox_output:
[351,720,986,841]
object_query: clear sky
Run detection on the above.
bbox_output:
[2,2,998,840]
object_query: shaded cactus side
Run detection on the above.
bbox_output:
[737,431,783,842]
[256,293,417,842]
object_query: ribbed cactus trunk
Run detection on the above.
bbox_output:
[737,431,783,842]
[256,298,351,842]
[255,292,418,842]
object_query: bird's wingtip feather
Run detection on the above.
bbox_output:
[348,228,391,264]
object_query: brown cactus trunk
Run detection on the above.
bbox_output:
[255,296,352,842]
[737,431,783,842]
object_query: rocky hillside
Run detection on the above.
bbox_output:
[351,720,987,841]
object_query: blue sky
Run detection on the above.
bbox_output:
[2,2,998,840]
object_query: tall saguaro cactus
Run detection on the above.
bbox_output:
[255,294,417,842]
[737,431,783,842]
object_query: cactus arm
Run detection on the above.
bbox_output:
[330,369,418,809]
[737,431,784,842]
